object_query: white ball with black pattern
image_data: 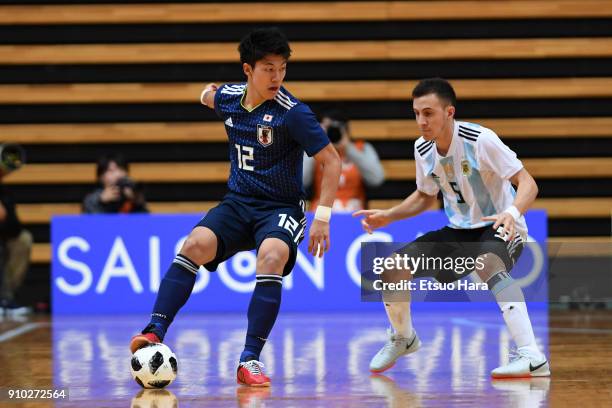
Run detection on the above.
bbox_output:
[130,343,178,389]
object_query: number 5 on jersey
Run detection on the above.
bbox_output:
[235,144,254,171]
[449,181,466,204]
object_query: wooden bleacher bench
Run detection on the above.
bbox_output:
[368,198,611,218]
[4,158,612,185]
[381,158,612,181]
[2,38,611,64]
[17,198,610,225]
[1,1,610,25]
[17,201,219,224]
[2,78,612,104]
[356,118,612,140]
[2,118,612,145]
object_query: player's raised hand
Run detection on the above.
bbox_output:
[201,83,219,108]
[308,219,329,258]
[352,209,392,234]
[482,212,516,241]
[204,82,218,92]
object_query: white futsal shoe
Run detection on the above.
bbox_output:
[492,348,550,378]
[369,329,421,373]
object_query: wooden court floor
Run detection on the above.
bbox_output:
[0,309,611,407]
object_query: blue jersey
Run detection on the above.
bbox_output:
[214,83,329,203]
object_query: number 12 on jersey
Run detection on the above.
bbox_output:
[235,144,254,171]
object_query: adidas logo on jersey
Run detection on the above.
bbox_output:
[225,117,233,127]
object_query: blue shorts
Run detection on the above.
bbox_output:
[196,192,306,276]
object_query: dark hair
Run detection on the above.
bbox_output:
[96,154,128,179]
[238,27,292,67]
[412,78,457,106]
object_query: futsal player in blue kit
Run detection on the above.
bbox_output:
[130,28,341,387]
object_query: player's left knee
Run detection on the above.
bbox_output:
[257,250,288,275]
[475,252,506,282]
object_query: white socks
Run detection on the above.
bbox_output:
[496,283,541,356]
[381,272,541,357]
[384,301,413,338]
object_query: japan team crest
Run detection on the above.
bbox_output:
[257,124,274,147]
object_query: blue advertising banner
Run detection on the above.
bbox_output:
[51,211,546,314]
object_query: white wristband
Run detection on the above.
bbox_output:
[314,205,332,223]
[504,205,521,221]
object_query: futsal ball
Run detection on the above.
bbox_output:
[130,343,178,389]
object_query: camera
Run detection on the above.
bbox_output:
[116,176,136,190]
[326,123,344,144]
[116,176,139,202]
[0,143,25,175]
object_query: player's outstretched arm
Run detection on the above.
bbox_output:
[482,167,538,238]
[200,83,219,110]
[508,168,539,215]
[309,144,341,258]
[353,190,437,234]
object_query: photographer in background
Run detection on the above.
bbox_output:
[0,143,33,315]
[82,154,149,214]
[304,110,384,212]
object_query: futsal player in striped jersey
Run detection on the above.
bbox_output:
[354,78,550,378]
[130,27,341,387]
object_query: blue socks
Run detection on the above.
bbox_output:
[240,274,283,362]
[146,256,282,363]
[147,254,199,340]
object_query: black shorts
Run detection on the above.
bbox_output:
[196,192,306,276]
[399,225,523,283]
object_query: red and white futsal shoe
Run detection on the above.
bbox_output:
[237,360,271,387]
[129,328,162,354]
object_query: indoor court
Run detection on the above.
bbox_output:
[1,308,612,407]
[0,0,610,407]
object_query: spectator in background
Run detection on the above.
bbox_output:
[0,143,33,315]
[304,110,384,212]
[82,154,149,214]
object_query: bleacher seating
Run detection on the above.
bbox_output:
[0,0,609,279]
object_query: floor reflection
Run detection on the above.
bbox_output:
[131,389,178,408]
[53,304,549,407]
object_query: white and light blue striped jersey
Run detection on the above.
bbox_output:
[414,121,528,237]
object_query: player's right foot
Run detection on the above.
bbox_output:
[491,349,551,378]
[237,360,271,387]
[129,323,163,353]
[369,329,421,373]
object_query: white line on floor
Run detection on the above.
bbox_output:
[0,322,48,343]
